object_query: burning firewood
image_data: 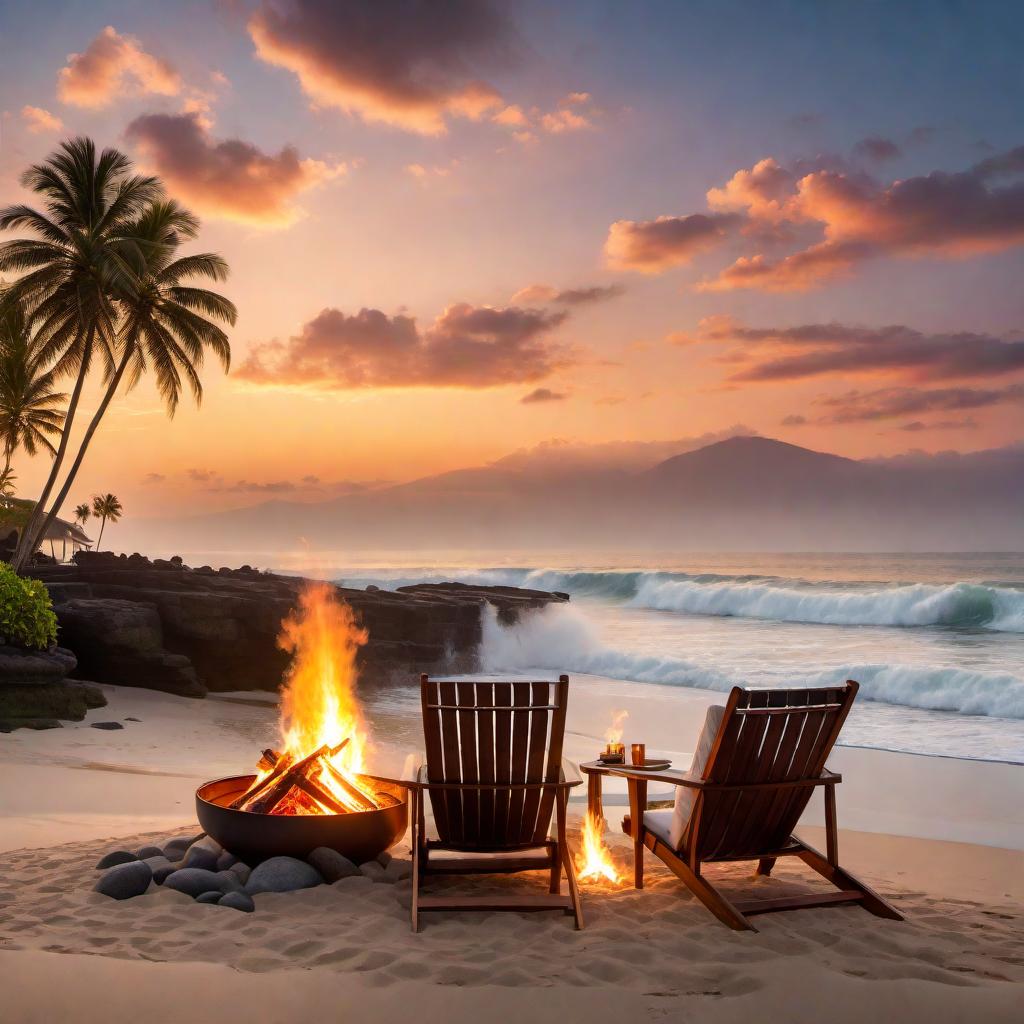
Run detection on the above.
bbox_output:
[231,737,390,817]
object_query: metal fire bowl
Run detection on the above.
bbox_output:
[196,774,409,865]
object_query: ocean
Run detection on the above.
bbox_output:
[179,549,1024,765]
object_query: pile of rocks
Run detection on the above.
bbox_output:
[31,552,568,696]
[93,833,411,912]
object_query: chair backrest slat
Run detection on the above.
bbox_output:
[421,675,569,850]
[420,678,448,839]
[456,682,481,845]
[691,681,857,861]
[476,683,496,844]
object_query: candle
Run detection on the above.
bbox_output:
[631,742,646,766]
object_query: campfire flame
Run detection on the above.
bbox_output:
[576,811,622,885]
[238,583,390,816]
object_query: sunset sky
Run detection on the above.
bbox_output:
[1,0,1022,518]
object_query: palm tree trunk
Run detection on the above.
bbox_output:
[23,344,131,562]
[96,515,107,551]
[11,327,94,573]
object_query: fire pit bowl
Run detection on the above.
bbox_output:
[196,774,409,865]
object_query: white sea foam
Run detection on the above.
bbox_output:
[338,567,1024,632]
[480,603,1024,720]
[629,577,1024,631]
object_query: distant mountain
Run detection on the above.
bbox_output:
[118,436,1024,555]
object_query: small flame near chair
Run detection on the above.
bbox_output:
[576,811,621,885]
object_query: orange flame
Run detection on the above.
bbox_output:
[272,582,376,812]
[605,709,629,745]
[576,811,621,885]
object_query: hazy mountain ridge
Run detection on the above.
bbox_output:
[119,436,1024,553]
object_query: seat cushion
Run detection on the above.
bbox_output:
[642,809,675,848]
[669,703,727,849]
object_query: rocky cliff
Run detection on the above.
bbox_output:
[29,553,567,697]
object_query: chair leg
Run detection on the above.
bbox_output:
[797,840,903,921]
[548,842,561,894]
[556,792,584,929]
[755,857,776,877]
[626,777,647,890]
[654,840,756,931]
[410,790,421,933]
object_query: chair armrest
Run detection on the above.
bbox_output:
[608,767,842,790]
[560,758,583,785]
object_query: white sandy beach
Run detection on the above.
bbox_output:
[1,681,1022,1022]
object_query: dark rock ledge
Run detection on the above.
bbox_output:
[27,552,568,698]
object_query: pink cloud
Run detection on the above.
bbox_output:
[248,0,510,135]
[237,302,571,389]
[126,111,344,227]
[612,146,1024,290]
[21,106,63,134]
[57,26,181,108]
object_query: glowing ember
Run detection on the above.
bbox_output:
[236,583,389,816]
[576,811,621,885]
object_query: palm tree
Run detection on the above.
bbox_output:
[0,466,16,508]
[0,295,66,475]
[91,493,122,550]
[26,200,235,552]
[0,137,162,571]
[73,502,90,528]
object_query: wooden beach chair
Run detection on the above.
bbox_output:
[615,681,903,931]
[403,674,584,932]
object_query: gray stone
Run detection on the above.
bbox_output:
[383,858,412,882]
[182,845,219,871]
[359,861,388,883]
[307,847,359,883]
[143,855,172,874]
[163,838,191,858]
[191,836,223,856]
[219,891,255,913]
[215,850,237,871]
[152,861,179,884]
[94,860,152,900]
[229,862,251,885]
[90,721,124,730]
[195,891,222,904]
[245,856,323,895]
[163,868,234,898]
[215,870,243,893]
[95,850,137,870]
[137,845,164,860]
[375,850,393,868]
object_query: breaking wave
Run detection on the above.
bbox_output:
[336,567,1024,632]
[480,603,1024,720]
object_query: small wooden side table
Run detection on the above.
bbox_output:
[579,759,616,819]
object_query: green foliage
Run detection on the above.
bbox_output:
[0,562,57,649]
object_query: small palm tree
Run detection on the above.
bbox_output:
[0,295,66,475]
[0,466,16,507]
[91,493,122,550]
[73,502,90,528]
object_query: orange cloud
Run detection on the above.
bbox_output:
[126,112,344,227]
[614,146,1024,290]
[237,302,571,389]
[605,213,738,272]
[511,283,623,306]
[57,26,181,108]
[248,0,510,135]
[693,316,1024,382]
[21,105,63,134]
